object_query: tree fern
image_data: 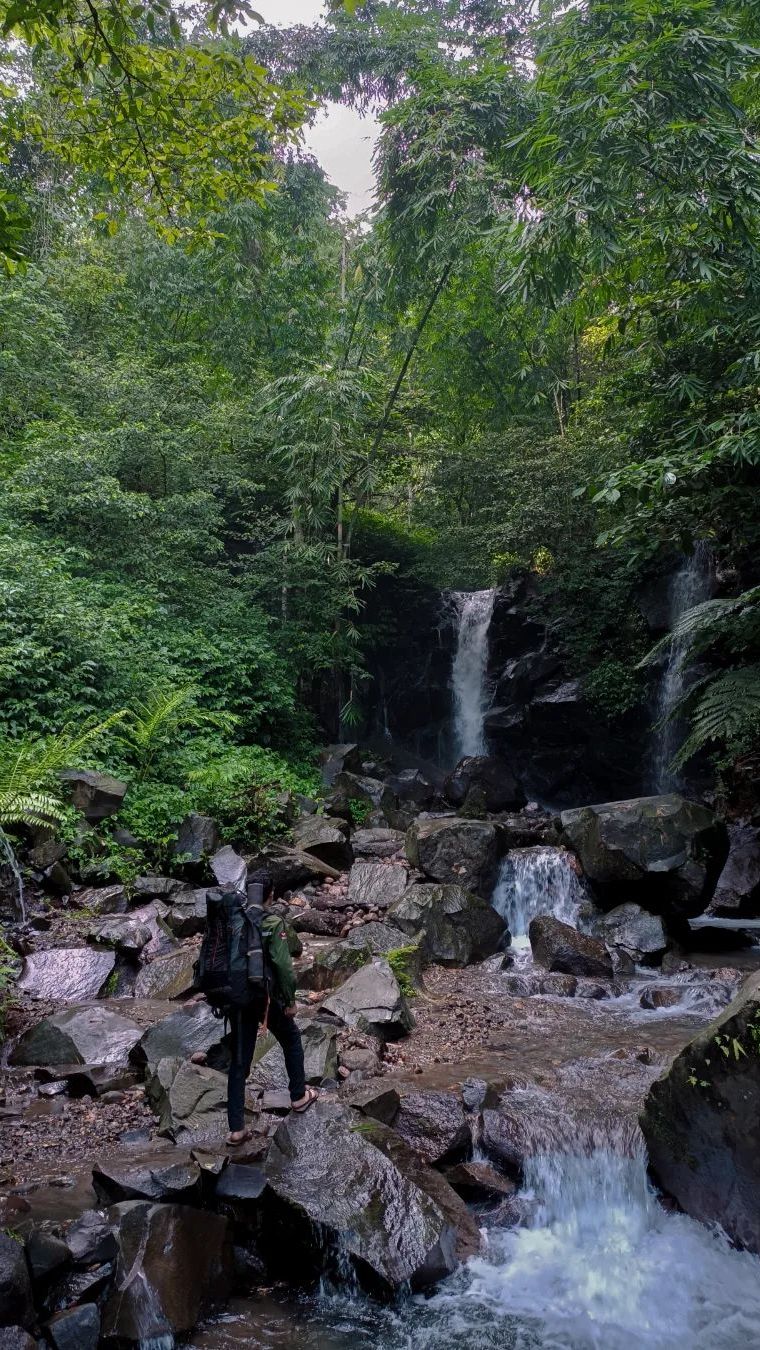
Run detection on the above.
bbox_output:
[672,668,760,770]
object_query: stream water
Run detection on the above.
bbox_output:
[190,846,760,1350]
[450,589,496,762]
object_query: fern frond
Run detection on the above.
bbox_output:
[639,586,760,668]
[0,712,126,829]
[672,666,760,769]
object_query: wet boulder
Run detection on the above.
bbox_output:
[320,743,363,787]
[332,772,395,820]
[386,769,437,810]
[264,1102,459,1292]
[93,1156,201,1206]
[25,1229,71,1286]
[291,908,345,937]
[174,812,220,864]
[85,914,152,957]
[45,1305,100,1350]
[146,1058,228,1140]
[65,1210,116,1266]
[322,959,413,1040]
[16,947,115,1003]
[444,756,524,813]
[347,861,409,911]
[292,816,353,871]
[642,970,760,1254]
[134,947,197,1000]
[0,1233,34,1329]
[60,769,127,822]
[389,883,507,965]
[391,1088,471,1165]
[209,845,247,892]
[10,1006,141,1068]
[351,828,405,859]
[163,887,208,938]
[444,1161,518,1205]
[102,1201,232,1342]
[132,875,184,900]
[529,915,613,979]
[405,817,501,897]
[0,1328,36,1349]
[250,1020,337,1092]
[303,922,412,992]
[709,821,760,918]
[560,794,729,920]
[594,903,668,969]
[131,1001,220,1071]
[74,884,128,915]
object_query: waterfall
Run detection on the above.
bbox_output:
[653,543,712,793]
[450,589,496,762]
[492,847,586,942]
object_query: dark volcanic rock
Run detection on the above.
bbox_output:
[529,915,613,979]
[320,743,363,787]
[16,947,115,1003]
[25,1229,70,1285]
[86,914,152,957]
[391,1089,471,1165]
[405,817,501,897]
[390,883,507,965]
[146,1059,227,1140]
[60,769,127,822]
[0,1234,33,1329]
[102,1201,232,1342]
[709,821,760,918]
[303,922,412,992]
[134,947,197,999]
[250,1020,337,1092]
[93,1157,202,1206]
[444,1161,518,1204]
[45,1304,100,1350]
[11,1006,141,1068]
[560,794,729,920]
[642,971,760,1253]
[322,959,413,1040]
[163,887,208,938]
[291,908,345,937]
[594,903,668,968]
[347,862,409,911]
[175,812,221,863]
[444,756,524,812]
[0,1328,36,1349]
[131,1002,220,1071]
[75,884,128,915]
[351,828,405,859]
[65,1210,117,1266]
[291,816,353,871]
[264,1102,460,1292]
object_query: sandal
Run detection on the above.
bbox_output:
[291,1086,319,1114]
[226,1128,253,1146]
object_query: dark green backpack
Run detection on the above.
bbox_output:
[195,886,271,1013]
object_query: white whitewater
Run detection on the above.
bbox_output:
[653,543,712,793]
[492,846,586,942]
[450,589,496,761]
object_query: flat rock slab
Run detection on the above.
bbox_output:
[17,948,116,1003]
[322,959,413,1040]
[134,948,197,1000]
[347,863,410,911]
[351,828,405,859]
[10,1007,142,1068]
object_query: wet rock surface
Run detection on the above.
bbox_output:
[322,959,414,1039]
[405,817,500,897]
[389,882,507,965]
[347,861,409,911]
[642,970,760,1253]
[16,948,116,1004]
[593,903,668,968]
[10,1006,142,1067]
[529,914,614,979]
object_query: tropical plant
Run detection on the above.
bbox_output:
[117,686,235,780]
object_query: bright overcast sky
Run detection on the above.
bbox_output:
[255,0,379,216]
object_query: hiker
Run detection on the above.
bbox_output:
[195,865,318,1145]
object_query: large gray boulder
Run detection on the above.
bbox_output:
[60,769,127,822]
[292,816,353,871]
[405,817,500,897]
[209,845,247,892]
[323,959,413,1039]
[709,821,760,918]
[320,743,362,787]
[264,1102,459,1292]
[333,771,395,819]
[10,1006,141,1067]
[347,861,409,911]
[642,971,760,1254]
[389,883,506,966]
[560,794,729,920]
[0,1234,33,1329]
[163,887,208,938]
[16,947,115,1003]
[134,948,197,1000]
[444,756,524,813]
[351,828,405,859]
[86,914,152,957]
[250,1020,337,1092]
[45,1305,100,1350]
[391,1089,471,1165]
[102,1201,232,1342]
[75,884,128,915]
[130,1002,220,1071]
[174,812,220,863]
[146,1058,228,1140]
[594,903,667,968]
[303,922,412,992]
[93,1156,202,1206]
[529,915,613,979]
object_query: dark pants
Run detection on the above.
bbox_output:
[227,1000,306,1132]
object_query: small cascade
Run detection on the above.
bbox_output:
[653,543,713,793]
[0,827,25,922]
[450,589,496,762]
[492,846,586,942]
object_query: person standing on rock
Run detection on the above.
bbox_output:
[196,866,318,1144]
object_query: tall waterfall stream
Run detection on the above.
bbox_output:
[192,846,760,1350]
[652,544,713,793]
[450,589,496,761]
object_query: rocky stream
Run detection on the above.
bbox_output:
[2,586,760,1350]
